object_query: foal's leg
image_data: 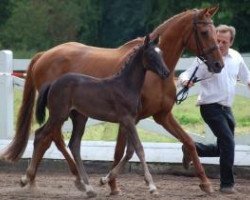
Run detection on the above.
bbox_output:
[41,111,85,185]
[101,125,127,195]
[53,132,79,179]
[103,121,157,194]
[100,132,134,190]
[20,121,56,187]
[68,112,96,198]
[153,111,213,194]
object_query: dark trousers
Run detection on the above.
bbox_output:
[195,103,235,188]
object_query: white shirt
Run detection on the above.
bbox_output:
[178,48,250,107]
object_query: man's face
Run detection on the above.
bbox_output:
[217,31,232,56]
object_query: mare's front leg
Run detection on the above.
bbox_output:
[153,111,213,194]
[68,111,96,198]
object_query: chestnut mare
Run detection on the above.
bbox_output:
[31,36,169,197]
[1,6,223,195]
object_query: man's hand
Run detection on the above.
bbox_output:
[182,80,195,88]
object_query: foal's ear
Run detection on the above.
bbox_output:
[144,35,150,47]
[152,35,160,45]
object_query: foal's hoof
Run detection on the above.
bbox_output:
[20,176,29,187]
[149,184,158,195]
[199,182,214,194]
[86,190,97,198]
[100,177,109,185]
[86,185,97,198]
[74,179,86,192]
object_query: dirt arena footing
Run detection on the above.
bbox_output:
[1,159,250,180]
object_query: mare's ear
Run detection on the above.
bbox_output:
[207,5,219,17]
[144,35,150,47]
[200,5,219,18]
[152,35,160,45]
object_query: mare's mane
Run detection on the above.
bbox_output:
[151,9,194,37]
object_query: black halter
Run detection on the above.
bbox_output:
[184,11,219,63]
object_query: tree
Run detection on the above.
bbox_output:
[98,0,152,47]
[0,0,83,55]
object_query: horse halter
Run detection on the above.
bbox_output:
[185,11,219,63]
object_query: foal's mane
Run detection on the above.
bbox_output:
[114,44,143,77]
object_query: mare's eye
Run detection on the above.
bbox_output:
[201,31,208,36]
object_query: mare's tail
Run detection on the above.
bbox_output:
[36,84,51,125]
[0,52,44,162]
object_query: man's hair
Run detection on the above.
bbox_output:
[216,24,236,44]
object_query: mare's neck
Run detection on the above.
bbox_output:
[151,12,193,72]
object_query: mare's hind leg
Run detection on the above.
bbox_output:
[20,120,58,188]
[68,111,96,198]
[153,111,213,194]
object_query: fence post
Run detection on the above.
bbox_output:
[0,50,13,139]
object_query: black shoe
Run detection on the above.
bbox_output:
[220,186,236,194]
[182,145,191,170]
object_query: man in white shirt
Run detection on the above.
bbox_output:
[178,24,250,194]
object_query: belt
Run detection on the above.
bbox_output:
[200,103,231,110]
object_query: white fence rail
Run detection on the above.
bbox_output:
[1,50,250,145]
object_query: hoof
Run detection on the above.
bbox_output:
[86,185,97,198]
[74,179,86,192]
[86,190,97,198]
[110,189,121,196]
[199,182,214,194]
[100,177,109,185]
[20,176,29,187]
[149,184,158,194]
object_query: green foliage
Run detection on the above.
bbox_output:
[0,0,13,27]
[0,0,83,54]
[98,0,152,47]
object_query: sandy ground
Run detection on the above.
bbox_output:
[0,172,249,200]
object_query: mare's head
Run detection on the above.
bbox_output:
[142,35,169,79]
[185,5,224,73]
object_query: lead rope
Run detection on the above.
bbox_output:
[175,65,199,105]
[175,58,215,105]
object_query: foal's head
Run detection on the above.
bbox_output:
[142,35,169,79]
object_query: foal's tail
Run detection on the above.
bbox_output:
[0,52,44,162]
[36,84,51,125]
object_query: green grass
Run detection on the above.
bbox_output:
[64,122,177,143]
[14,89,250,142]
[172,95,250,135]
